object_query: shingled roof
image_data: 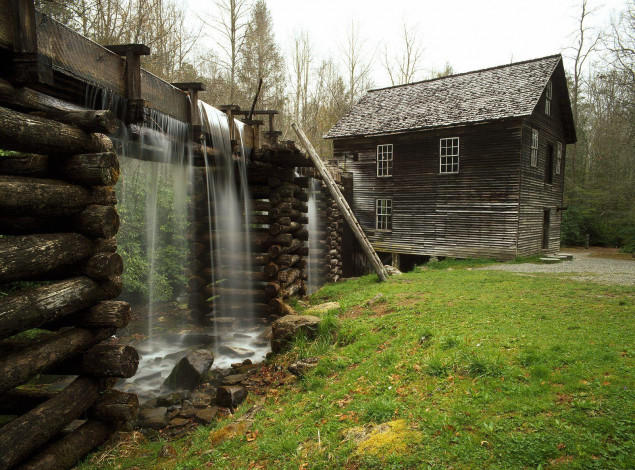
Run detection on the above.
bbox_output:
[325,54,573,140]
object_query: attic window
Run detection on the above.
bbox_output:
[376,199,392,230]
[439,137,459,174]
[545,81,552,116]
[377,144,393,177]
[556,142,562,175]
[531,129,539,167]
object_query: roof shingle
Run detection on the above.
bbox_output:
[325,55,562,139]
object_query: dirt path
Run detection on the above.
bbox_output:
[478,247,635,286]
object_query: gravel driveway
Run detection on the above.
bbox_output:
[478,248,635,286]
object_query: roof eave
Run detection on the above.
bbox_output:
[325,116,527,140]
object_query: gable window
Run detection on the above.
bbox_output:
[555,142,562,175]
[530,129,539,167]
[376,199,392,230]
[545,81,552,116]
[439,137,459,174]
[377,144,393,177]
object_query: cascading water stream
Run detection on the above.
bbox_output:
[307,178,324,294]
[84,85,269,400]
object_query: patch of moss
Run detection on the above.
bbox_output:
[351,420,419,458]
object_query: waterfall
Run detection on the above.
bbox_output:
[307,178,324,294]
[84,85,269,399]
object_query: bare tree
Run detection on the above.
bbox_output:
[341,21,373,108]
[381,21,424,85]
[567,0,601,178]
[207,0,251,103]
[606,0,635,88]
[290,30,313,124]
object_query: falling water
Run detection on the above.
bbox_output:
[198,103,260,366]
[84,85,268,398]
[307,178,324,294]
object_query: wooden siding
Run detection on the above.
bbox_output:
[335,120,523,260]
[518,72,567,256]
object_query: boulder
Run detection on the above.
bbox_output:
[288,357,319,377]
[384,265,402,276]
[156,390,191,407]
[194,406,219,424]
[216,385,247,408]
[137,407,168,430]
[270,315,321,352]
[222,373,248,385]
[163,349,214,391]
[306,302,340,315]
[218,345,256,358]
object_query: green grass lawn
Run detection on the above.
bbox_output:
[82,263,634,469]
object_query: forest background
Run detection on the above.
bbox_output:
[34,0,635,254]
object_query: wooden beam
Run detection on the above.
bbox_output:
[292,123,388,282]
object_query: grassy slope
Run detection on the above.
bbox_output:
[82,262,634,469]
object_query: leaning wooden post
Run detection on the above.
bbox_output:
[292,123,388,282]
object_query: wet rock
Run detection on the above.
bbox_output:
[288,357,319,377]
[163,349,214,391]
[222,373,247,385]
[156,391,191,407]
[169,417,190,427]
[230,363,261,374]
[216,385,247,408]
[218,345,255,358]
[137,407,168,430]
[163,349,192,363]
[190,390,213,408]
[251,339,269,348]
[270,315,321,353]
[306,302,340,315]
[194,406,219,424]
[233,333,251,339]
[142,398,159,408]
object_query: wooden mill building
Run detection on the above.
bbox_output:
[326,54,577,264]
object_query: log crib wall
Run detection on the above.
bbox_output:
[0,86,139,469]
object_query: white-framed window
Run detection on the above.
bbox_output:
[376,144,393,177]
[439,137,459,174]
[531,129,539,167]
[376,199,392,230]
[545,81,552,116]
[555,142,562,175]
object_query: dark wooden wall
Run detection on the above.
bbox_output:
[334,120,524,261]
[518,72,567,256]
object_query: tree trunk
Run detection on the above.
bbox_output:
[0,326,112,395]
[16,420,114,470]
[278,268,301,287]
[45,301,131,329]
[0,377,102,470]
[0,175,117,217]
[0,105,113,155]
[0,205,120,238]
[87,389,138,422]
[51,342,139,378]
[0,233,93,283]
[83,252,123,281]
[0,277,114,340]
[30,110,119,135]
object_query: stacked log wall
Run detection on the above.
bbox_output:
[251,145,311,317]
[0,85,138,469]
